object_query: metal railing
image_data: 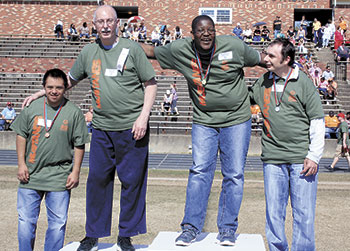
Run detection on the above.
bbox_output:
[328,62,348,81]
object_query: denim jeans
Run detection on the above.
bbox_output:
[264,163,318,251]
[17,188,71,251]
[181,120,251,234]
[325,127,338,139]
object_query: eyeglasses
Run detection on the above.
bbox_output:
[95,18,116,26]
[195,28,216,35]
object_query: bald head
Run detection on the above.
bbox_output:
[93,5,117,22]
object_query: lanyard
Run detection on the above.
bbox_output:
[194,44,216,86]
[272,68,293,112]
[44,97,63,138]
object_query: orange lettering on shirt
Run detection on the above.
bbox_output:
[91,59,102,109]
[191,59,206,106]
[28,116,42,164]
[263,88,272,138]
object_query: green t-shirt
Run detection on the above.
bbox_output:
[70,38,156,131]
[250,67,324,164]
[10,97,90,191]
[154,35,260,127]
[337,121,350,145]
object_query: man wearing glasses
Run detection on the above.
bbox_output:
[141,15,265,246]
[23,5,157,251]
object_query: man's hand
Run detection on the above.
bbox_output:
[300,158,318,176]
[22,89,45,109]
[66,171,79,190]
[132,113,149,140]
[17,164,29,183]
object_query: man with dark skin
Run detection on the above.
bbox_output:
[141,15,266,246]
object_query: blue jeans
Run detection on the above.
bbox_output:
[325,127,338,139]
[264,163,318,251]
[17,188,71,251]
[181,120,251,234]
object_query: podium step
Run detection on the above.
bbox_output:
[148,231,265,251]
[60,242,148,250]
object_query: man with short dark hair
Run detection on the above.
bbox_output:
[336,43,350,63]
[326,113,350,172]
[250,38,325,251]
[11,68,89,251]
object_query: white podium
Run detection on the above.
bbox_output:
[60,232,265,251]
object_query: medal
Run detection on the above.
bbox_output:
[273,68,293,113]
[194,44,216,87]
[44,97,63,138]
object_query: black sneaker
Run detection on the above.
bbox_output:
[117,236,135,251]
[77,236,98,251]
[175,228,197,246]
[325,165,335,172]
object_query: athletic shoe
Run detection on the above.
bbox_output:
[218,231,236,246]
[325,165,335,172]
[117,236,135,251]
[77,237,98,251]
[175,228,197,246]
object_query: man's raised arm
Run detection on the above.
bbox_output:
[139,43,157,59]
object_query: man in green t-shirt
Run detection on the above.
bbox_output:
[250,38,325,251]
[11,68,89,251]
[22,6,157,251]
[326,112,350,171]
[141,15,265,246]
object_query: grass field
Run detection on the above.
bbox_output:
[1,166,350,250]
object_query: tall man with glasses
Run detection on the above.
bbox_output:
[140,15,266,246]
[22,5,157,251]
[250,38,324,251]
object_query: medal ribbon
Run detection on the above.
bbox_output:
[272,68,293,108]
[194,44,216,85]
[44,97,63,133]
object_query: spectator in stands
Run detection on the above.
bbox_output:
[250,104,262,129]
[0,101,16,131]
[120,23,129,38]
[295,26,306,41]
[170,83,179,115]
[151,26,161,46]
[273,16,282,38]
[328,19,336,40]
[11,68,89,251]
[317,77,329,100]
[315,26,324,51]
[140,14,266,247]
[126,23,133,39]
[297,38,307,53]
[327,78,338,100]
[174,26,183,40]
[325,110,340,138]
[79,22,90,40]
[253,26,262,43]
[276,28,286,39]
[339,16,348,35]
[286,26,295,41]
[261,26,270,41]
[242,25,253,43]
[67,23,79,41]
[322,65,334,81]
[91,26,98,38]
[54,19,64,39]
[326,112,350,172]
[161,90,173,115]
[85,106,93,133]
[322,24,332,48]
[138,22,147,41]
[334,26,344,50]
[312,18,321,44]
[233,23,243,40]
[131,24,139,41]
[311,69,321,87]
[335,43,350,63]
[163,29,172,45]
[300,15,308,37]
